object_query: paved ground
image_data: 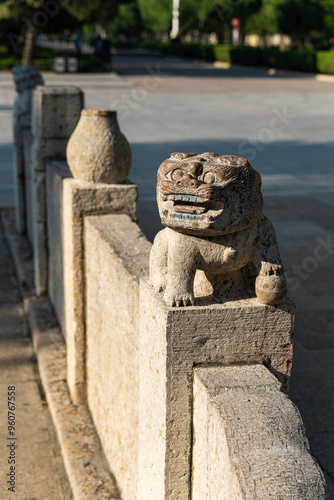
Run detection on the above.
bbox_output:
[0,52,334,495]
[0,217,72,499]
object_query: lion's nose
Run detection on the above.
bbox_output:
[176,174,198,188]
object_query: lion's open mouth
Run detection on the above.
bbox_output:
[162,193,224,221]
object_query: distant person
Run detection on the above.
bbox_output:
[72,34,82,54]
[95,35,104,60]
[95,35,111,63]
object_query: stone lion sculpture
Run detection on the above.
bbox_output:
[12,65,44,136]
[149,152,287,307]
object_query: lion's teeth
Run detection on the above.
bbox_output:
[170,213,203,221]
[167,194,206,203]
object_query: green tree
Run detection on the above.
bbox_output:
[179,0,201,34]
[245,0,280,42]
[319,0,334,40]
[65,0,119,26]
[0,0,121,65]
[195,0,262,41]
[0,0,80,63]
[108,0,142,42]
[137,0,171,34]
[277,0,325,49]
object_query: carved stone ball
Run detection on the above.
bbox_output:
[66,109,131,184]
[255,274,287,305]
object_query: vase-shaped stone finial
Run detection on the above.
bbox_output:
[66,109,131,184]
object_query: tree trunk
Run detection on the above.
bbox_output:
[22,20,35,65]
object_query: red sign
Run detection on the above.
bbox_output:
[231,17,241,29]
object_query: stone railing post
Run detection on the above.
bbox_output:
[139,280,295,499]
[64,109,137,405]
[12,65,44,234]
[139,152,327,499]
[31,86,83,295]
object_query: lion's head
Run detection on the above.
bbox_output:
[157,152,263,236]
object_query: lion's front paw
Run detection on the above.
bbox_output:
[164,290,195,307]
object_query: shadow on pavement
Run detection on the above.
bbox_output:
[113,52,315,80]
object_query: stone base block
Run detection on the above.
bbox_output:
[139,278,295,500]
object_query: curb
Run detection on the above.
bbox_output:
[1,210,120,500]
[212,60,334,81]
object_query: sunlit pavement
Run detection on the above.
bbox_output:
[0,51,333,495]
[0,217,72,499]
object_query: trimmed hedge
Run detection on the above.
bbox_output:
[0,54,109,72]
[212,44,233,63]
[0,44,109,72]
[0,57,20,70]
[1,41,333,74]
[316,51,334,74]
[229,47,316,73]
[141,41,333,75]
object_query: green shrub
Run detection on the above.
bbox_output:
[77,57,109,72]
[33,58,53,71]
[282,50,316,73]
[33,46,55,58]
[7,55,108,73]
[212,45,233,63]
[152,42,318,73]
[3,40,334,75]
[316,51,334,74]
[261,48,287,69]
[230,46,262,66]
[0,57,20,70]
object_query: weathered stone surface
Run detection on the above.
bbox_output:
[150,152,287,307]
[32,86,84,142]
[12,66,44,133]
[85,214,151,500]
[67,109,131,184]
[46,159,72,332]
[192,365,328,499]
[63,179,137,404]
[139,278,295,500]
[30,86,83,296]
[12,65,43,234]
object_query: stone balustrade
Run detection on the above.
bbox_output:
[12,75,328,500]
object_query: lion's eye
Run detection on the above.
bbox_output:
[203,172,215,184]
[170,169,183,181]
